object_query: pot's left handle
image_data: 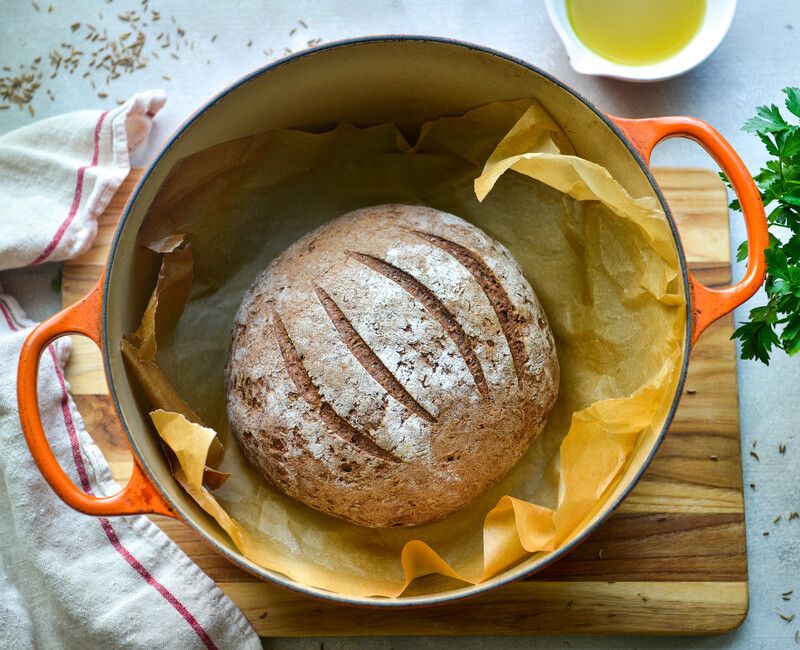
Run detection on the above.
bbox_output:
[609,115,769,344]
[17,280,176,518]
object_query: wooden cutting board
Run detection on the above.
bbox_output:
[62,167,747,636]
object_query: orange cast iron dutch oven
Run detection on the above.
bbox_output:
[16,37,767,607]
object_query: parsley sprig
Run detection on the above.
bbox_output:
[725,87,800,364]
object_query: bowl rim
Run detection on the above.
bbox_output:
[101,34,692,608]
[544,0,737,81]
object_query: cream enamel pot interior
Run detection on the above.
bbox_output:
[17,37,767,607]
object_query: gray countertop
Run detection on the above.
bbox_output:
[2,1,797,647]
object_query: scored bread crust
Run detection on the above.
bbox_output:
[225,205,559,528]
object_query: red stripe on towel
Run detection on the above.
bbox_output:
[29,110,108,266]
[98,518,219,649]
[0,302,14,330]
[0,300,218,649]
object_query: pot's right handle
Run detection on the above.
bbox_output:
[610,115,769,344]
[17,279,176,518]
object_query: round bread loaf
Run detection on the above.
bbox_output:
[225,205,559,527]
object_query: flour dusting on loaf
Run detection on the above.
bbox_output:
[225,205,559,527]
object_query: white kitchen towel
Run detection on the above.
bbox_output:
[0,91,162,270]
[0,92,261,650]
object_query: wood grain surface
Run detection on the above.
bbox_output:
[62,167,747,636]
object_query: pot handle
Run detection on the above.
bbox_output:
[17,280,176,518]
[609,115,768,343]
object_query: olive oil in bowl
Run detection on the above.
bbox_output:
[566,0,706,66]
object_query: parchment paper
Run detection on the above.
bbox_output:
[125,99,685,598]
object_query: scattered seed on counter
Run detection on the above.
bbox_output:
[0,73,41,110]
[3,7,324,115]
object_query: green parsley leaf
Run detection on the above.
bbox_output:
[784,86,800,119]
[779,129,800,157]
[757,131,780,157]
[736,240,749,263]
[733,87,800,363]
[743,103,791,134]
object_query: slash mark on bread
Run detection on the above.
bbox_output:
[346,250,490,402]
[314,284,437,423]
[413,230,528,384]
[270,305,399,462]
